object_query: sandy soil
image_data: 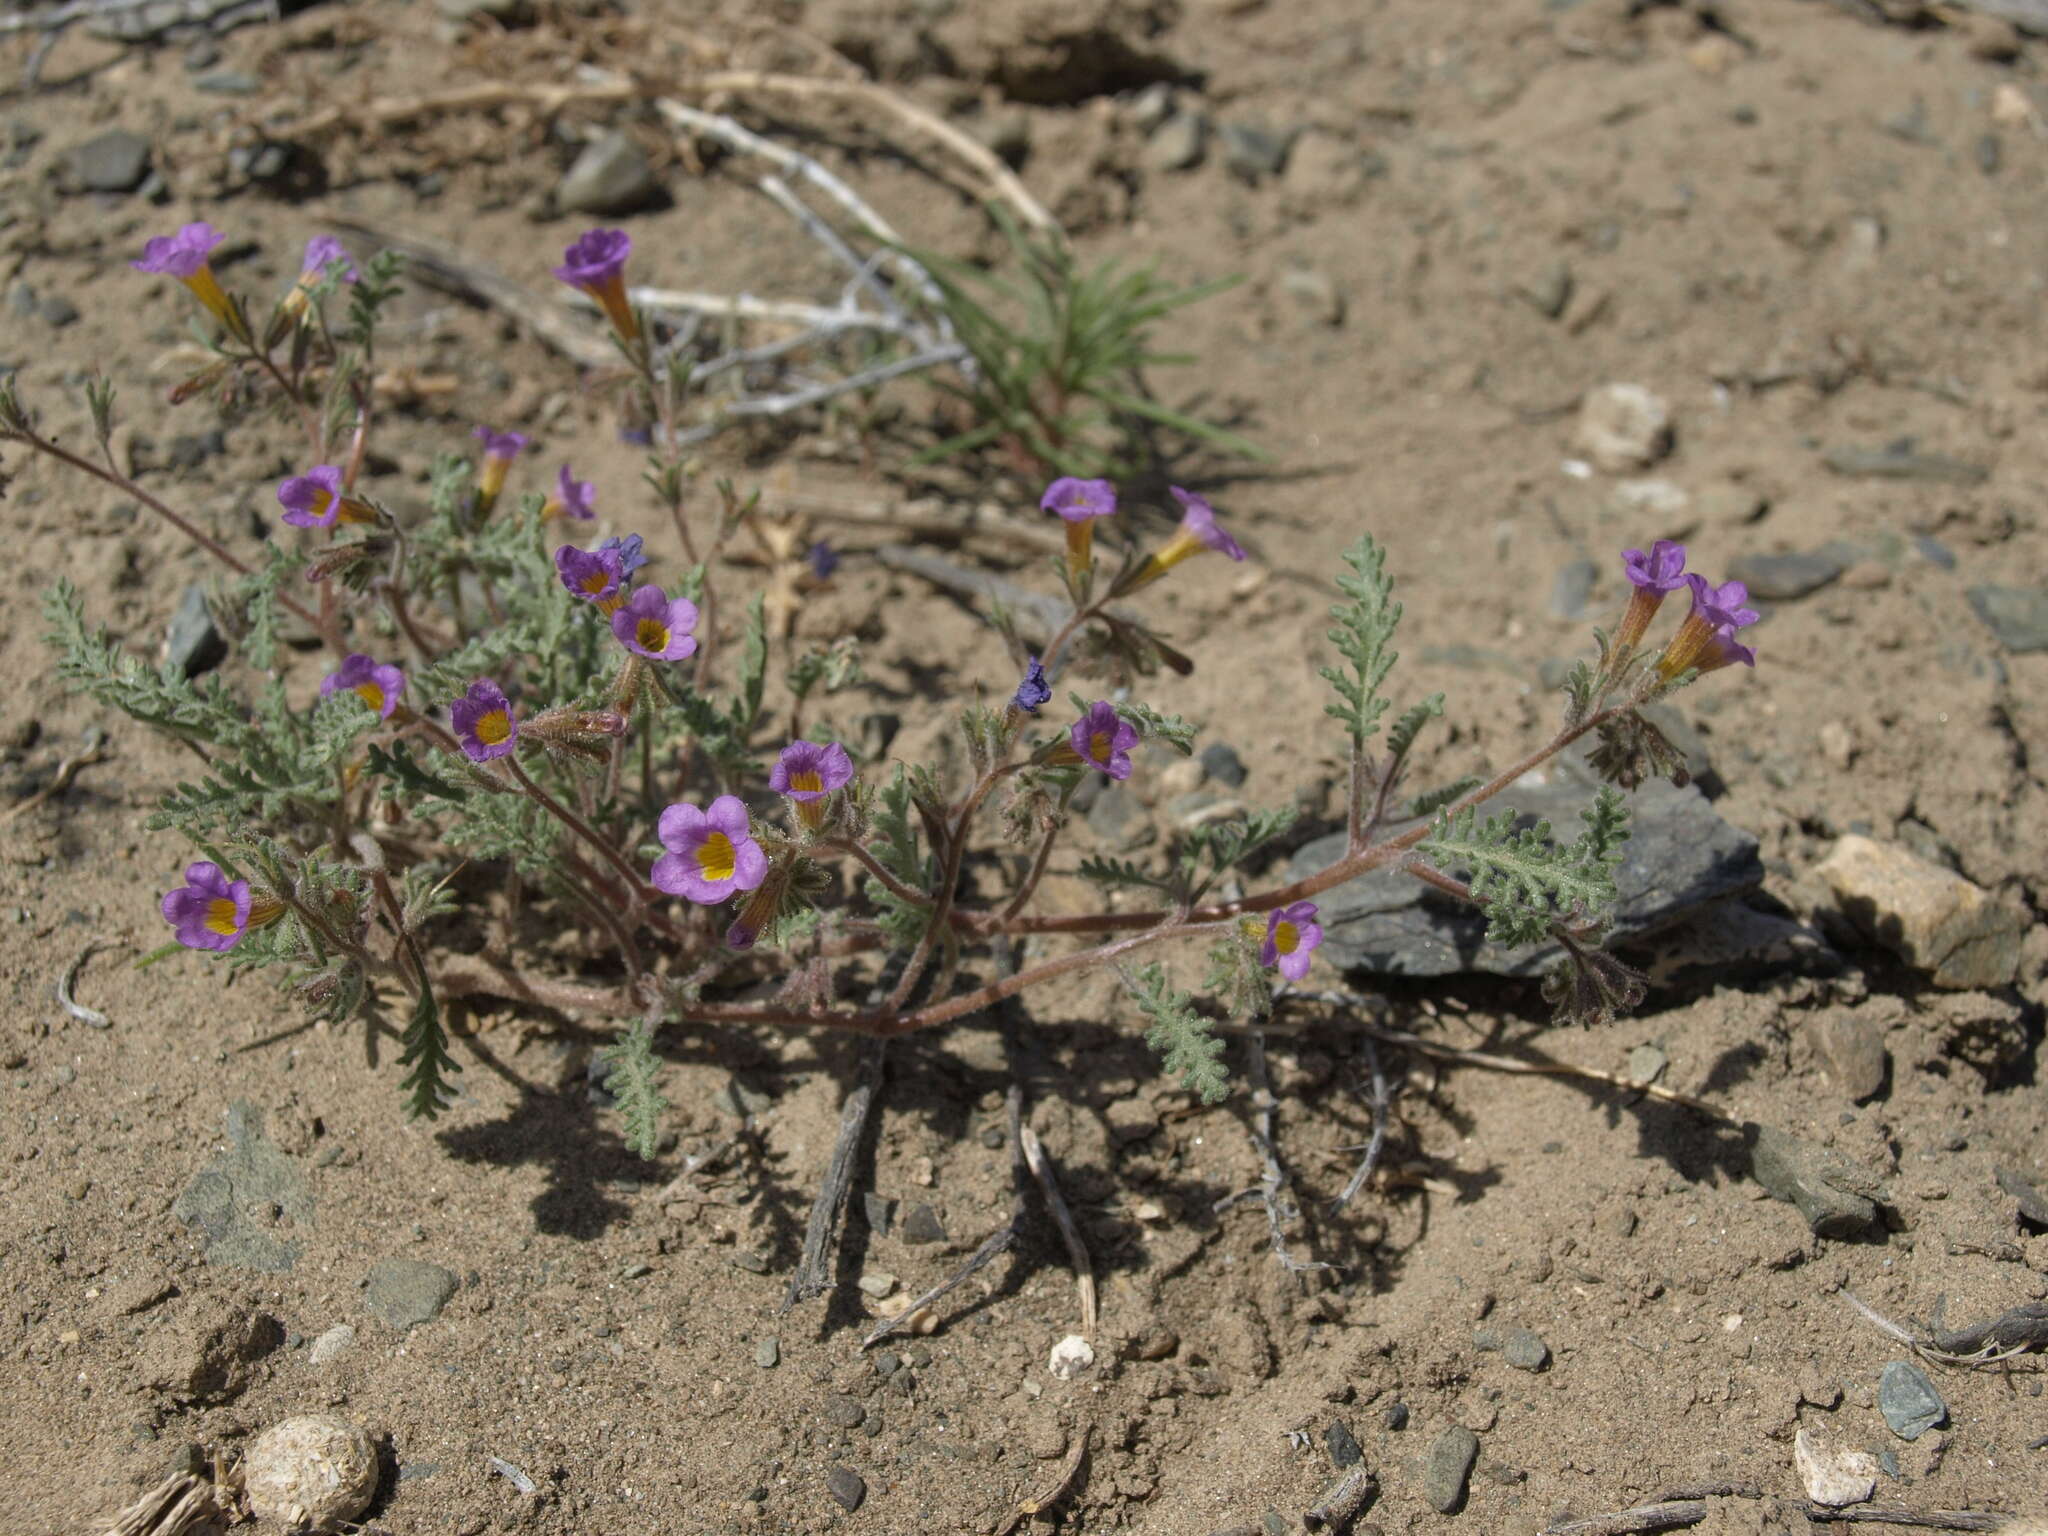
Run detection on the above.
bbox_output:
[1,1,2045,1532]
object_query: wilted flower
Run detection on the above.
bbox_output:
[132,221,243,335]
[277,465,378,530]
[320,653,405,721]
[299,234,359,284]
[1260,901,1323,982]
[770,739,854,829]
[553,227,639,342]
[1656,573,1760,681]
[161,860,281,952]
[651,795,767,905]
[1041,476,1117,579]
[471,425,528,515]
[450,678,519,762]
[598,532,648,577]
[610,585,699,661]
[1069,700,1138,780]
[1614,539,1687,651]
[555,543,627,611]
[1116,486,1247,594]
[1012,656,1052,716]
[541,465,596,521]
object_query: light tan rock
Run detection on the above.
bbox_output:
[244,1415,378,1530]
[1795,1426,1876,1508]
[1817,835,2026,988]
[1573,383,1673,474]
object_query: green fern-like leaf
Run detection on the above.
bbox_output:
[1126,962,1229,1103]
[1320,535,1399,748]
[600,1017,669,1159]
[397,980,460,1121]
[1418,790,1630,950]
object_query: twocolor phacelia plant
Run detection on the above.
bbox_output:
[4,219,1756,1149]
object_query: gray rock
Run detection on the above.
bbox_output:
[721,1075,774,1117]
[1324,1419,1362,1468]
[1126,82,1176,133]
[1280,266,1344,327]
[438,0,534,20]
[863,1192,896,1235]
[1626,1044,1668,1084]
[1516,258,1575,320]
[1746,1123,1881,1238]
[754,1335,780,1369]
[1977,132,2003,174]
[1814,1015,1888,1102]
[825,1463,866,1512]
[1574,383,1672,474]
[823,1394,865,1428]
[1220,122,1293,182]
[40,295,80,328]
[900,1203,948,1245]
[557,131,661,216]
[1548,558,1600,620]
[1201,742,1248,788]
[1966,585,2048,652]
[308,1323,356,1365]
[1823,440,1988,485]
[363,1257,458,1330]
[1087,786,1154,851]
[1147,111,1208,173]
[1996,1166,2048,1227]
[6,282,35,317]
[1383,1400,1408,1431]
[1501,1328,1550,1372]
[1877,1360,1946,1440]
[191,70,261,96]
[1816,834,2025,988]
[1287,772,1761,978]
[172,1102,310,1273]
[62,129,151,193]
[1730,547,1851,601]
[165,583,228,678]
[1423,1425,1479,1513]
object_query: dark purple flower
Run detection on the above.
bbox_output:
[1657,573,1762,680]
[1622,539,1688,594]
[131,222,225,280]
[806,541,839,581]
[651,795,767,905]
[278,465,376,530]
[320,653,405,721]
[450,678,519,761]
[161,860,252,952]
[771,739,853,828]
[1012,656,1051,715]
[299,235,359,283]
[555,543,627,609]
[1260,901,1323,982]
[598,533,648,577]
[1071,700,1139,780]
[610,585,700,661]
[545,465,596,521]
[553,228,639,341]
[473,425,528,462]
[1041,477,1118,522]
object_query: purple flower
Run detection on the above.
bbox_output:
[1657,573,1762,681]
[1166,486,1247,562]
[450,678,519,761]
[1614,539,1688,650]
[555,543,626,608]
[553,227,639,341]
[553,228,632,290]
[277,465,376,529]
[131,222,241,332]
[1012,656,1051,715]
[299,235,359,283]
[320,653,405,721]
[1260,901,1323,982]
[651,795,768,905]
[131,222,225,280]
[161,861,252,952]
[1622,540,1688,594]
[473,425,528,466]
[771,739,854,828]
[610,585,700,661]
[598,533,648,577]
[806,540,839,581]
[544,465,596,521]
[1041,477,1118,522]
[1071,700,1139,780]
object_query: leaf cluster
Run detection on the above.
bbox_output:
[1418,785,1633,948]
[1125,961,1229,1103]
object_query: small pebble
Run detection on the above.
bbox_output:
[754,1336,780,1369]
[900,1203,948,1245]
[1877,1360,1946,1440]
[825,1463,866,1513]
[1501,1328,1550,1372]
[1325,1419,1363,1468]
[1422,1426,1479,1513]
[1048,1334,1095,1380]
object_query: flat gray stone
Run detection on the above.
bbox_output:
[1423,1425,1479,1513]
[1200,742,1248,788]
[1966,585,2048,652]
[363,1257,458,1330]
[62,129,151,193]
[825,1463,866,1512]
[1730,547,1851,601]
[754,1336,780,1369]
[1996,1166,2048,1228]
[1288,769,1761,978]
[557,131,660,216]
[165,583,227,678]
[1548,558,1600,620]
[1823,439,1988,485]
[171,1102,311,1273]
[1501,1328,1550,1371]
[1878,1360,1946,1440]
[1146,110,1208,172]
[1746,1123,1881,1238]
[1219,121,1292,181]
[900,1203,948,1245]
[1324,1419,1362,1468]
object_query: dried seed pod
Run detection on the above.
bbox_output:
[242,1414,378,1531]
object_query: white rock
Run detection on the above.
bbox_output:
[1047,1334,1096,1380]
[1573,383,1673,474]
[245,1414,379,1530]
[1610,478,1691,526]
[308,1323,356,1366]
[1795,1426,1877,1508]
